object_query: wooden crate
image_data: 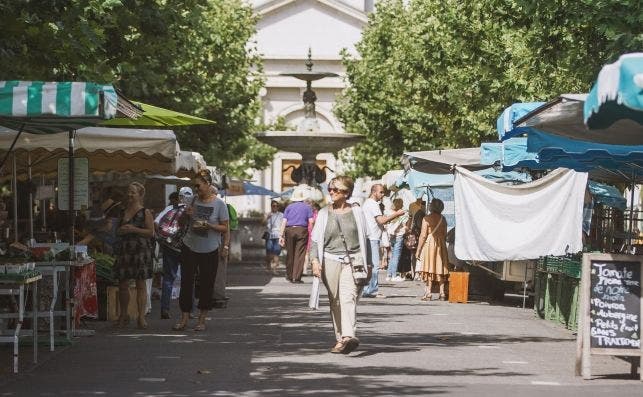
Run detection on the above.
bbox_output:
[448,272,469,303]
[106,286,140,321]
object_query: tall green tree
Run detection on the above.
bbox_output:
[0,0,273,175]
[335,0,642,177]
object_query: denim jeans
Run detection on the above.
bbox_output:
[160,247,180,312]
[362,239,380,297]
[265,238,281,256]
[387,234,404,278]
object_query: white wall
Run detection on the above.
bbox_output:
[255,1,365,59]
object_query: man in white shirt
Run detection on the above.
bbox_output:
[361,184,405,298]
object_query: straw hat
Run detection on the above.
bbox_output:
[100,199,121,216]
[290,185,311,202]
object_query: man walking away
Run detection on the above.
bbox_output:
[279,185,314,283]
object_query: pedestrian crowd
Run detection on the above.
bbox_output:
[73,169,231,332]
[74,173,450,356]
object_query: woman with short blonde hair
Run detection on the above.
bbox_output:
[310,176,371,354]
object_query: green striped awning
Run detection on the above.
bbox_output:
[0,81,132,134]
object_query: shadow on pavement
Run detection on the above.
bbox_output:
[0,261,620,396]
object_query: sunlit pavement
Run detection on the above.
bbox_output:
[1,262,640,396]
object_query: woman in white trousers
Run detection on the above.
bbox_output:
[310,176,372,354]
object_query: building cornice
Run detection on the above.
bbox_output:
[254,0,368,24]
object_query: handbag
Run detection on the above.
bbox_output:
[159,197,195,253]
[332,209,369,287]
[261,231,270,240]
[403,232,418,250]
[157,207,186,253]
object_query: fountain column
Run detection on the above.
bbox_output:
[256,49,364,190]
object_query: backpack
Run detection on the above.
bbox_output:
[227,203,238,231]
[157,205,187,252]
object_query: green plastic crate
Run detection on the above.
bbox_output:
[557,275,580,330]
[562,258,581,279]
[544,273,560,321]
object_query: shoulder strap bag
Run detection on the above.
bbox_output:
[332,209,369,287]
[416,215,444,253]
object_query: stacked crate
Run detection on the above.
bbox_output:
[534,255,582,331]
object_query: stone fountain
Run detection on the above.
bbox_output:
[255,50,364,187]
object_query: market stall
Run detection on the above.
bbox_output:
[0,81,145,368]
[400,149,535,303]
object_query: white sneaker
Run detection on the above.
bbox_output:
[385,275,391,282]
[392,276,403,282]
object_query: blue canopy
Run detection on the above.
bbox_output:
[525,129,643,182]
[585,53,643,129]
[242,182,278,196]
[480,137,541,170]
[496,102,545,141]
[402,167,531,197]
[588,180,626,211]
[515,94,643,146]
[222,181,279,197]
[527,129,643,164]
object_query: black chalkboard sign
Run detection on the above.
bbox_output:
[589,260,641,349]
[576,253,643,380]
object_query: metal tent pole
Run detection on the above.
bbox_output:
[12,153,17,243]
[627,177,635,251]
[68,129,75,247]
[28,153,33,243]
[41,175,46,230]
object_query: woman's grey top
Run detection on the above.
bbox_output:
[310,210,360,259]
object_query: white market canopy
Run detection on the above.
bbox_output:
[0,126,177,179]
[176,150,207,177]
[403,147,488,174]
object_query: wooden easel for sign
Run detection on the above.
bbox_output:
[575,253,643,380]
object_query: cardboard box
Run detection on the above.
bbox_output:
[106,286,141,321]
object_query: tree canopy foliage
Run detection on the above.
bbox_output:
[0,0,274,175]
[335,0,642,177]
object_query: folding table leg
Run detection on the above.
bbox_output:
[32,281,38,364]
[13,285,24,374]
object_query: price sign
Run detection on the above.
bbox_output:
[576,253,643,380]
[57,157,89,211]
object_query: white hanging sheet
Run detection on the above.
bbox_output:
[454,166,587,261]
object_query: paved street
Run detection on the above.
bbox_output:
[1,262,641,396]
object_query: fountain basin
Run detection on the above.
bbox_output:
[256,130,364,159]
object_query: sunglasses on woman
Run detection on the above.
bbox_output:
[327,187,346,194]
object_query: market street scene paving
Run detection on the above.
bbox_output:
[0,263,640,396]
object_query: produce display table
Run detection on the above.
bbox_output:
[0,259,96,352]
[0,273,41,373]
